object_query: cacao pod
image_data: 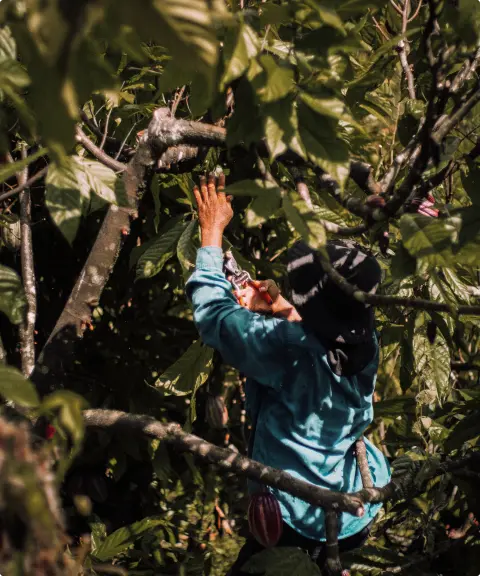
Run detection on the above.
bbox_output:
[248,490,283,548]
[1,217,21,251]
[365,195,386,209]
[206,395,229,430]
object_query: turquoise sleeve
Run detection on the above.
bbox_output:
[185,246,305,387]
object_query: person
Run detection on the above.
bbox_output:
[185,174,391,573]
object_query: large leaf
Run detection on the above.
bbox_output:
[245,191,282,227]
[413,329,451,405]
[221,23,260,89]
[0,365,40,407]
[80,159,129,208]
[93,517,166,562]
[263,96,306,161]
[153,340,213,397]
[445,411,480,452]
[251,54,295,104]
[399,213,461,272]
[297,101,350,190]
[0,26,16,62]
[0,264,26,325]
[242,547,321,576]
[177,219,199,280]
[225,178,282,197]
[45,160,87,244]
[460,160,480,206]
[374,396,416,419]
[136,220,188,280]
[283,191,327,250]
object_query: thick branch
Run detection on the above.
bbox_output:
[324,510,342,576]
[17,148,36,377]
[83,408,366,515]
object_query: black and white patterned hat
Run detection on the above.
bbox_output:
[286,240,382,345]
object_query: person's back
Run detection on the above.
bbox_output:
[185,174,391,572]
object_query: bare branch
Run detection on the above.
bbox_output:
[80,110,135,158]
[99,108,113,151]
[170,85,186,116]
[83,408,366,515]
[356,438,374,489]
[17,147,36,377]
[433,85,480,143]
[0,166,49,204]
[324,510,342,576]
[75,127,126,173]
[397,0,416,100]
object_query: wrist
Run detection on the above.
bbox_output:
[201,228,224,248]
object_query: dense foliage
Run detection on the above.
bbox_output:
[0,0,480,574]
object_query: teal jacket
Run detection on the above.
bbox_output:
[186,246,391,541]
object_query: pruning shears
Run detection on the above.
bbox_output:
[223,250,273,307]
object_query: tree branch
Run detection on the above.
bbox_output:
[17,147,36,377]
[83,408,366,515]
[75,127,127,173]
[397,0,416,100]
[324,510,342,576]
[356,438,374,489]
[0,166,49,204]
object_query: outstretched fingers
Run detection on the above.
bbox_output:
[199,175,209,203]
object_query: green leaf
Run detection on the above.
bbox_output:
[225,179,282,197]
[221,23,260,89]
[263,96,306,160]
[41,390,87,446]
[153,340,214,397]
[242,547,321,575]
[93,517,167,562]
[0,264,26,325]
[445,411,480,452]
[177,220,199,280]
[283,191,327,250]
[251,54,294,104]
[299,91,347,121]
[0,365,40,407]
[297,101,350,190]
[0,26,17,62]
[303,1,345,34]
[413,330,451,405]
[45,162,85,244]
[399,213,461,272]
[0,57,29,89]
[245,191,282,227]
[374,397,416,419]
[80,159,129,208]
[0,147,48,186]
[136,220,188,280]
[461,160,480,206]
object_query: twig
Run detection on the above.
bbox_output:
[170,85,186,117]
[397,0,416,100]
[113,121,141,162]
[99,108,113,151]
[0,165,48,203]
[433,85,480,143]
[75,127,126,173]
[407,0,423,22]
[372,15,390,42]
[80,110,135,157]
[18,147,36,377]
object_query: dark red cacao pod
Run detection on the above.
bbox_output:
[248,490,283,548]
[365,195,386,208]
[206,395,229,429]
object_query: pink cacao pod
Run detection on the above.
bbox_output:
[206,395,229,429]
[248,490,283,548]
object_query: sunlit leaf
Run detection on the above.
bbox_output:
[413,329,451,405]
[152,339,214,397]
[221,23,260,89]
[136,220,188,280]
[245,191,282,227]
[0,365,39,407]
[0,264,26,325]
[283,190,327,250]
[93,517,167,562]
[177,219,199,280]
[225,179,282,197]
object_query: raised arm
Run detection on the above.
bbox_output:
[185,174,305,386]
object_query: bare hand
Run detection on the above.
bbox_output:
[193,173,233,247]
[235,280,280,314]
